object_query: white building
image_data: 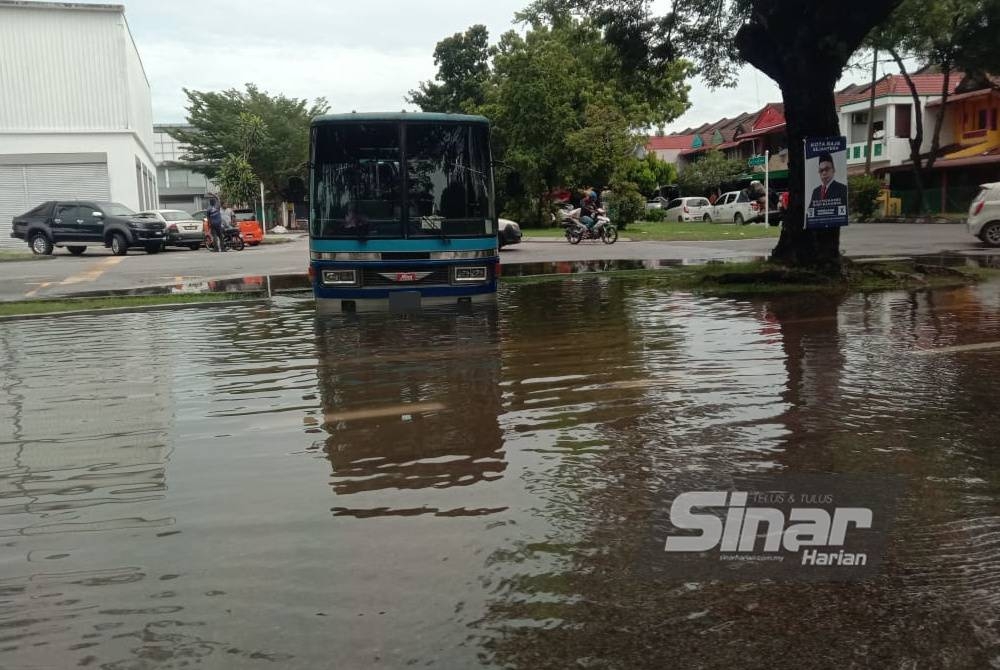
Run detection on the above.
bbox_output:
[0,1,157,248]
[837,72,960,175]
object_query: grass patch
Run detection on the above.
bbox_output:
[0,251,54,262]
[0,292,263,318]
[520,221,781,241]
[503,260,1000,294]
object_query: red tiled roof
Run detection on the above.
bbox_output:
[926,87,1000,107]
[840,73,962,106]
[679,145,709,157]
[647,134,696,151]
[835,84,864,107]
[737,123,786,140]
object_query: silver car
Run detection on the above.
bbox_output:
[138,209,204,250]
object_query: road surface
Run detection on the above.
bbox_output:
[0,224,994,301]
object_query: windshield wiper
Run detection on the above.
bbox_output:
[418,216,449,243]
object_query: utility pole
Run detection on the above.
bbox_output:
[865,48,879,175]
[764,150,770,227]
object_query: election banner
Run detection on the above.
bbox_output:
[804,136,849,230]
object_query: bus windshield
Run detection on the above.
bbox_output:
[311,121,493,239]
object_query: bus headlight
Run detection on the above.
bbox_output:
[453,266,488,282]
[321,269,358,286]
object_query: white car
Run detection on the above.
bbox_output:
[968,182,1000,247]
[713,190,759,225]
[137,209,204,250]
[663,197,713,222]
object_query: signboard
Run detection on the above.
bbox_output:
[804,137,849,229]
[748,155,766,168]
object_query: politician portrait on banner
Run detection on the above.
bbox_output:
[804,137,849,230]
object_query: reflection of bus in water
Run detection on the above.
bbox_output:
[309,113,499,312]
[313,308,504,517]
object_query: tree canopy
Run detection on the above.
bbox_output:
[676,150,745,197]
[411,17,690,225]
[170,84,329,202]
[527,0,903,265]
[864,0,1000,212]
[408,25,492,113]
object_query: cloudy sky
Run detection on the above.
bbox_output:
[117,0,875,133]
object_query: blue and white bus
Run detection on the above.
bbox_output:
[309,113,499,312]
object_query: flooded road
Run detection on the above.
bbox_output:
[3,276,1000,669]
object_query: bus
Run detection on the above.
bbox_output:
[309,113,499,312]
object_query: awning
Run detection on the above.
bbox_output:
[880,148,1000,172]
[735,124,787,140]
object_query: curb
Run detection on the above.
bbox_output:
[0,294,271,322]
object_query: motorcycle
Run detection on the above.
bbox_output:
[206,224,245,252]
[559,206,618,245]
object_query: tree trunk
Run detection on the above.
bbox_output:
[768,78,843,268]
[865,49,879,176]
[890,49,929,214]
[733,0,903,269]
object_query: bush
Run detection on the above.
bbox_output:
[848,174,884,222]
[605,182,645,230]
[645,208,668,222]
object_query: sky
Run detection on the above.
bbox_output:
[115,0,877,133]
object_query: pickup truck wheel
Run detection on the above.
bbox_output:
[30,233,53,255]
[145,244,162,254]
[110,233,128,256]
[703,213,712,222]
[67,246,86,255]
[734,213,744,226]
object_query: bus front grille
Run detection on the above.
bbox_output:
[362,267,451,286]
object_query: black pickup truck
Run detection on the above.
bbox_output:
[10,201,167,256]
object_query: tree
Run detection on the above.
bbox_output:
[622,152,678,196]
[676,150,745,197]
[470,18,688,225]
[865,0,1000,213]
[529,0,905,267]
[408,25,492,113]
[169,84,329,202]
[217,113,264,206]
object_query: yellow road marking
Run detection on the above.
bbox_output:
[59,256,124,286]
[24,281,52,298]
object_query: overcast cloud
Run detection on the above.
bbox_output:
[113,0,865,131]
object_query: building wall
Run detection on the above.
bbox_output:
[651,148,684,165]
[0,4,150,148]
[0,3,157,242]
[2,133,155,210]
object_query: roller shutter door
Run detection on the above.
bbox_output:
[0,163,110,249]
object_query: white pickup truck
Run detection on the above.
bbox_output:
[712,191,759,225]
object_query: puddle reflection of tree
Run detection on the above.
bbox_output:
[479,288,992,669]
[313,308,506,517]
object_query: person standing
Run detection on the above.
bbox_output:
[208,199,224,252]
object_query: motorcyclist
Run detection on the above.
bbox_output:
[580,189,599,231]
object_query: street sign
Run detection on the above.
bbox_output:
[748,155,766,167]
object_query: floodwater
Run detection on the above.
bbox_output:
[2,276,1000,669]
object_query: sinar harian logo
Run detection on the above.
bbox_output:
[664,491,873,566]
